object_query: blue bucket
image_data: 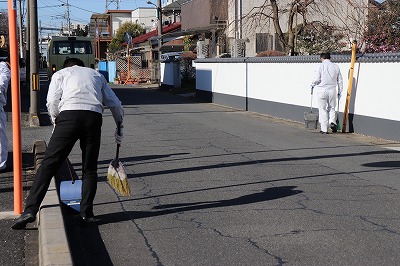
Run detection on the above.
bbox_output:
[60,180,82,212]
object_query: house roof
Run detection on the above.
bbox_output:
[162,0,188,12]
[131,22,181,45]
[160,24,225,39]
[106,10,133,14]
[160,37,184,52]
[90,14,110,20]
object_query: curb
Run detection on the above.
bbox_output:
[33,140,73,266]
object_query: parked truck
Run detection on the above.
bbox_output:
[47,36,95,79]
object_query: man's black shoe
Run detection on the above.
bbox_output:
[11,212,36,230]
[80,216,96,228]
[320,131,328,134]
[330,122,337,133]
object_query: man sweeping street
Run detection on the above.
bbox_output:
[311,52,343,134]
[12,58,124,230]
[0,56,10,172]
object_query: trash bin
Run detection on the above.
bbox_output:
[108,61,117,83]
[98,61,109,82]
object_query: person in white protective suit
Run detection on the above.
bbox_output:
[311,52,343,134]
[0,57,10,171]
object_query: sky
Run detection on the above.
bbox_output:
[0,0,386,30]
[0,0,159,29]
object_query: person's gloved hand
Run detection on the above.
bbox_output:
[114,125,124,144]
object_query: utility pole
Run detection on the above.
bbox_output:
[239,0,242,39]
[66,0,71,35]
[39,20,42,66]
[146,0,162,82]
[157,0,162,82]
[234,0,238,39]
[28,0,40,126]
[18,0,24,58]
[25,0,29,89]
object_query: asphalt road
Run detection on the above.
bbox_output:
[2,72,400,265]
[63,85,400,265]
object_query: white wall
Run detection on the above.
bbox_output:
[196,59,400,140]
[132,8,157,32]
[196,59,400,125]
[111,13,132,36]
[197,62,247,97]
[247,63,316,107]
[349,62,400,121]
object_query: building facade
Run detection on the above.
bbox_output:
[131,7,158,33]
[226,0,370,57]
[180,0,228,58]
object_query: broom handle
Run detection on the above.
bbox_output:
[116,144,120,160]
[65,158,75,184]
[310,86,314,112]
[116,122,122,160]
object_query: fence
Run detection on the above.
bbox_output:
[100,56,157,84]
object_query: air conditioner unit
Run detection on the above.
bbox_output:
[232,39,246,57]
[197,40,209,59]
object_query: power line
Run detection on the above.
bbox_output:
[106,0,120,10]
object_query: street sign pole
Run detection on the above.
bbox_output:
[8,0,23,214]
[28,0,40,126]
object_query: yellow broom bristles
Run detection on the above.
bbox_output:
[107,161,131,196]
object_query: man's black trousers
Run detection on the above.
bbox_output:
[25,110,103,218]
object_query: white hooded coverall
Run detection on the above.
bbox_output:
[0,61,10,170]
[312,59,343,132]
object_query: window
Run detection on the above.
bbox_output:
[54,41,71,55]
[53,41,92,55]
[256,33,273,53]
[74,41,92,54]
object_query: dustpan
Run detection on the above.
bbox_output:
[59,158,82,212]
[304,86,318,129]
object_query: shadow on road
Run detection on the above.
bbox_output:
[62,205,114,266]
[118,149,400,179]
[112,87,198,106]
[95,186,302,224]
[362,161,400,168]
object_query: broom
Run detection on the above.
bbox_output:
[107,122,131,196]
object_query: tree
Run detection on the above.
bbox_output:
[231,0,369,55]
[182,35,195,52]
[0,10,9,50]
[108,21,145,53]
[296,22,346,55]
[313,0,369,53]
[0,10,7,32]
[179,51,196,83]
[237,0,317,55]
[363,0,400,53]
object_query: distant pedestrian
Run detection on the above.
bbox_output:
[12,58,124,230]
[0,56,10,171]
[311,52,343,134]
